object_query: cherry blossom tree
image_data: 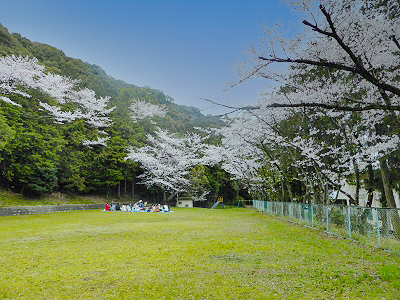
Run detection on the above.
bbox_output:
[212,115,267,195]
[0,55,114,127]
[127,128,209,198]
[130,100,167,122]
[213,0,400,208]
[236,0,400,112]
[209,99,391,204]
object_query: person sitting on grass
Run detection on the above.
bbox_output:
[135,200,144,209]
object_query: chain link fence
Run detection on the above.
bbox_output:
[253,200,400,254]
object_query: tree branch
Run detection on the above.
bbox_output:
[199,98,259,112]
[200,97,400,112]
[258,5,400,99]
[302,20,335,38]
[311,5,400,98]
[318,5,364,69]
[391,35,400,51]
[258,56,357,73]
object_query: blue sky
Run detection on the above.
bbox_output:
[1,0,296,115]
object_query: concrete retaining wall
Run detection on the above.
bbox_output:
[0,204,105,216]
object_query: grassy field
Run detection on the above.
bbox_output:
[1,208,399,299]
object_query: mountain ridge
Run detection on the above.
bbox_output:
[0,23,223,131]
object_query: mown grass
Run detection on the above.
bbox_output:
[1,208,399,299]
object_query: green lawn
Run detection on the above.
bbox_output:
[1,208,399,299]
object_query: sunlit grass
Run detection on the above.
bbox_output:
[1,208,399,299]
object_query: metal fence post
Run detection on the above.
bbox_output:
[300,204,303,222]
[311,204,314,228]
[326,205,329,232]
[375,208,381,247]
[347,206,352,239]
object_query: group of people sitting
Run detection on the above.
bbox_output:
[105,200,170,212]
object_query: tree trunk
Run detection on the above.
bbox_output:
[285,180,294,202]
[308,176,316,204]
[117,182,121,199]
[165,190,179,204]
[380,159,397,208]
[359,164,375,234]
[324,183,329,205]
[271,172,277,201]
[334,169,341,204]
[380,158,400,240]
[366,164,374,207]
[132,174,135,199]
[353,158,360,205]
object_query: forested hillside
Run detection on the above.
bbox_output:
[0,24,223,132]
[2,0,400,213]
[0,24,228,200]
